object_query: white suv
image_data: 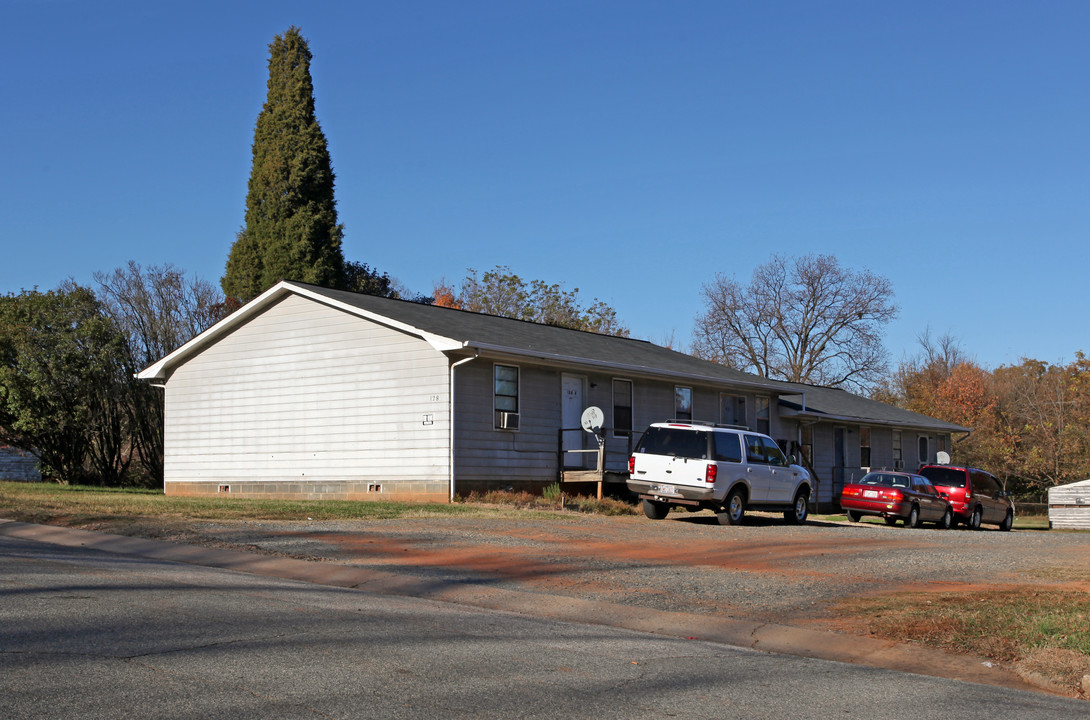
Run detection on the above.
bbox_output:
[627,422,812,525]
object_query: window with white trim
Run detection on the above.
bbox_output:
[800,423,813,465]
[755,396,770,434]
[674,386,692,422]
[612,379,632,436]
[494,364,519,430]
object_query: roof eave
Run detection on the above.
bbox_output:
[458,342,787,392]
[778,406,969,433]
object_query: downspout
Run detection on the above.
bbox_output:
[449,353,479,502]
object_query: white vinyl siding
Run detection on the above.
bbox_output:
[163,295,450,487]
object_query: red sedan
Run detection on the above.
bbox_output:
[840,471,953,529]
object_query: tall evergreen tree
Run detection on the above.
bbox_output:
[222,26,345,301]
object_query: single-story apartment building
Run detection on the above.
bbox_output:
[138,281,966,510]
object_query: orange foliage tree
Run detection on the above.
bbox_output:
[877,333,1090,497]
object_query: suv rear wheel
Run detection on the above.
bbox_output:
[969,506,983,530]
[717,489,746,526]
[642,499,669,520]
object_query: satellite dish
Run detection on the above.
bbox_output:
[580,406,604,434]
[936,451,951,465]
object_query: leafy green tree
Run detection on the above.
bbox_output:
[0,287,130,484]
[344,261,395,298]
[442,266,629,336]
[222,26,345,302]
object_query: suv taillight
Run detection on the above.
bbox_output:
[705,463,717,483]
[628,456,635,474]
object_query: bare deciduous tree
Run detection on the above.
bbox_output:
[692,254,897,392]
[873,328,969,409]
[94,262,228,483]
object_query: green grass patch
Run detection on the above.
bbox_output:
[0,481,489,524]
[0,481,638,527]
[847,589,1090,662]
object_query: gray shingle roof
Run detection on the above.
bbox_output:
[299,283,967,434]
[140,281,966,434]
[297,283,776,389]
[776,382,968,432]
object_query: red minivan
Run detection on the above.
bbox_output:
[918,464,1014,531]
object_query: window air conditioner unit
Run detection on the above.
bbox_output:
[894,459,904,470]
[499,412,520,430]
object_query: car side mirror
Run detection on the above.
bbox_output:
[788,454,798,465]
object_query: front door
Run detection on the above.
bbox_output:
[833,427,846,496]
[562,374,584,468]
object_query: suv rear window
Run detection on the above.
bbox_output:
[635,427,709,459]
[919,467,967,488]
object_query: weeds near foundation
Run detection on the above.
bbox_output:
[542,482,562,503]
[458,488,637,516]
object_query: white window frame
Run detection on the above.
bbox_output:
[493,364,520,431]
[612,378,633,437]
[674,386,692,422]
[755,396,770,435]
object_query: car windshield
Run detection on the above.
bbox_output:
[919,467,967,489]
[635,427,708,459]
[859,473,910,489]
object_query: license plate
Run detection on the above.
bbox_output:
[863,490,878,499]
[652,484,676,494]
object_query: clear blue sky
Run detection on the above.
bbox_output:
[3,1,1087,370]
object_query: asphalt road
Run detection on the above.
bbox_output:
[1,532,1085,720]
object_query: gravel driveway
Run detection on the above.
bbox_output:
[131,512,1090,626]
